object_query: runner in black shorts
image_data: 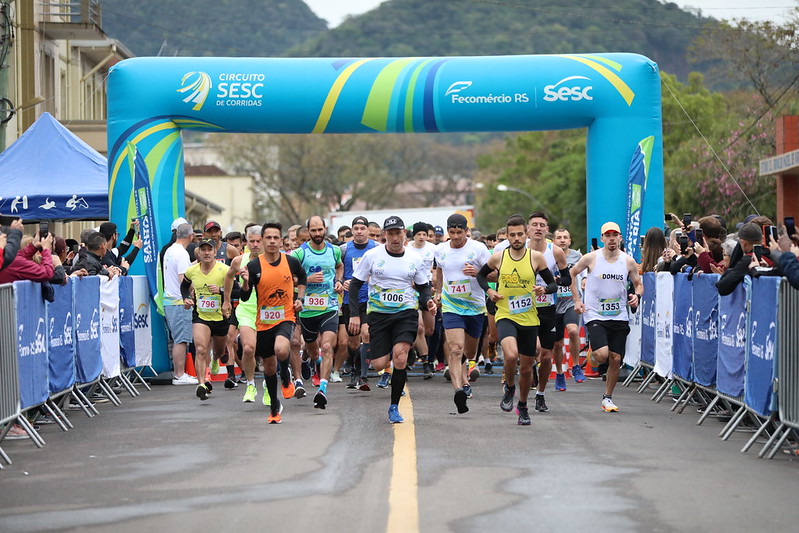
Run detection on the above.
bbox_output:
[552,227,586,389]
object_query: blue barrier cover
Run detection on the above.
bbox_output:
[47,280,76,394]
[118,276,136,368]
[640,272,656,365]
[73,276,102,383]
[14,281,49,409]
[692,274,720,387]
[717,279,749,397]
[672,273,693,381]
[745,276,780,417]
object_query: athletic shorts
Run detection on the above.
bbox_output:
[496,318,538,357]
[164,304,192,344]
[228,303,239,328]
[536,305,558,350]
[192,316,229,337]
[236,299,257,331]
[299,310,339,343]
[555,307,580,337]
[586,320,630,356]
[340,301,368,330]
[442,312,485,339]
[255,321,295,359]
[367,309,418,360]
[485,297,497,316]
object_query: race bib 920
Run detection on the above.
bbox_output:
[260,306,286,323]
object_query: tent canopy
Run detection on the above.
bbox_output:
[0,112,108,221]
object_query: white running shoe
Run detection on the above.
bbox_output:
[329,370,343,383]
[172,373,199,385]
[602,397,619,412]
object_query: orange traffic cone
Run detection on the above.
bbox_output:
[583,348,600,378]
[185,351,197,378]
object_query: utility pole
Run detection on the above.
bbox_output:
[0,1,15,152]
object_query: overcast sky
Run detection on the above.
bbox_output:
[304,0,796,28]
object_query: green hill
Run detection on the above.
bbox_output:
[99,0,327,57]
[287,0,715,79]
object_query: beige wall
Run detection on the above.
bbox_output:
[185,175,254,233]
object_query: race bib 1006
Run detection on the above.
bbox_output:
[260,306,286,323]
[379,288,405,307]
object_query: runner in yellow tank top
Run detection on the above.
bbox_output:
[477,215,563,425]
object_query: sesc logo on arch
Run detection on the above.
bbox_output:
[543,76,593,102]
[177,71,213,111]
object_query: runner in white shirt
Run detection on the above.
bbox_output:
[348,216,436,424]
[405,222,437,378]
[433,214,491,414]
[162,222,198,385]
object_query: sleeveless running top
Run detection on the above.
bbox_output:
[583,251,630,323]
[255,253,296,331]
[494,248,540,326]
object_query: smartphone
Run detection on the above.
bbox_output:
[682,213,692,227]
[591,238,599,251]
[71,244,80,254]
[785,216,796,236]
[694,229,703,245]
[753,244,763,261]
[764,225,778,246]
[0,215,17,226]
[640,236,645,248]
[665,213,671,223]
[679,235,688,254]
[39,221,49,239]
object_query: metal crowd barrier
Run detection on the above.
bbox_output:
[0,284,21,469]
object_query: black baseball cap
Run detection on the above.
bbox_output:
[447,213,468,229]
[198,238,216,248]
[352,216,369,227]
[383,216,405,231]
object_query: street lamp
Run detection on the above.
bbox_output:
[495,184,545,211]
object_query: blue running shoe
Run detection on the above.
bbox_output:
[301,360,312,381]
[572,364,586,383]
[555,373,567,391]
[377,372,391,389]
[463,384,473,399]
[388,404,404,424]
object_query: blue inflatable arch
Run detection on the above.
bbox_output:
[107,53,663,251]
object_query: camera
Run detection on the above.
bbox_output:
[39,221,49,239]
[679,235,689,254]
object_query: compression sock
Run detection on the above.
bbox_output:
[391,368,407,405]
[265,373,279,413]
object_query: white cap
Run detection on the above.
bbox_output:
[170,217,189,231]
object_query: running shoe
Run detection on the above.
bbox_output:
[312,371,321,387]
[572,364,586,383]
[534,394,549,412]
[301,360,312,381]
[463,384,473,399]
[434,362,446,372]
[347,371,359,389]
[268,403,284,424]
[454,388,469,414]
[224,377,237,389]
[210,358,220,375]
[262,381,271,406]
[500,383,515,412]
[485,361,494,374]
[517,404,531,425]
[172,373,199,385]
[377,372,391,389]
[281,379,296,399]
[294,380,307,399]
[330,370,343,383]
[443,366,451,382]
[357,377,371,391]
[468,361,480,382]
[602,397,619,412]
[314,390,328,409]
[196,383,209,401]
[388,404,404,424]
[554,373,567,391]
[205,380,213,393]
[423,362,433,380]
[242,384,257,403]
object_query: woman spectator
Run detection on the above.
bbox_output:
[640,227,667,272]
[0,228,55,284]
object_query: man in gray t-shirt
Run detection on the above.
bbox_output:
[552,229,586,388]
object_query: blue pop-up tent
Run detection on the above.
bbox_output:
[0,112,108,220]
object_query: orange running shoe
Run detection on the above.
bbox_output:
[281,380,295,399]
[268,403,283,424]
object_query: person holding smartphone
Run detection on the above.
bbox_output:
[0,218,24,272]
[768,225,799,289]
[716,223,781,296]
[0,222,56,284]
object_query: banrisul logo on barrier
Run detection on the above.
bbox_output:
[543,76,593,102]
[177,71,212,111]
[446,81,529,105]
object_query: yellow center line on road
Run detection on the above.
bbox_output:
[386,386,419,533]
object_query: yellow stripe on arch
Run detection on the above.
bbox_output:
[561,55,636,106]
[312,59,374,134]
[109,121,181,198]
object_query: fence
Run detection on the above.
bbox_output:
[0,275,152,468]
[625,272,797,458]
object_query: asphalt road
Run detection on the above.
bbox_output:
[1,370,797,533]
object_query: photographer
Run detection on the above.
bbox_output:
[1,218,24,271]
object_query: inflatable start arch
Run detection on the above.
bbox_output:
[107,52,663,252]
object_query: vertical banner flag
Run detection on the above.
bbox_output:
[717,278,749,397]
[693,273,720,387]
[640,272,656,366]
[671,273,693,381]
[128,142,160,312]
[624,300,642,369]
[625,136,654,262]
[132,276,153,367]
[73,276,102,383]
[99,276,121,379]
[654,272,674,378]
[745,276,780,417]
[118,276,137,368]
[14,281,49,410]
[47,280,76,395]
